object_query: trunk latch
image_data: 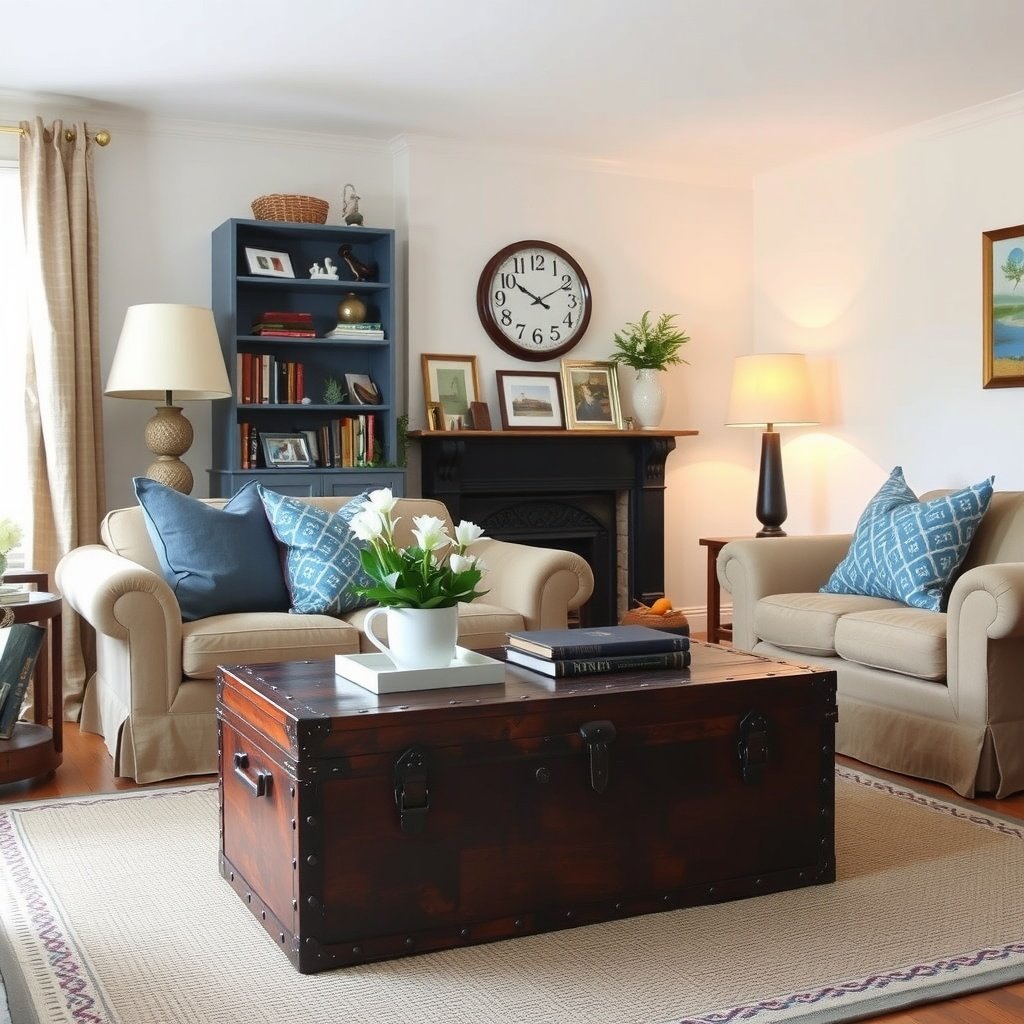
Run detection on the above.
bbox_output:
[738,712,769,785]
[579,720,617,794]
[394,746,430,833]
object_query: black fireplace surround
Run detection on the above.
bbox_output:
[414,430,691,626]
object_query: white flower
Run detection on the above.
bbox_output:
[453,520,484,548]
[349,507,385,543]
[449,552,476,574]
[366,488,398,516]
[412,515,450,552]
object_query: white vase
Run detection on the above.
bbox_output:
[632,368,665,429]
[362,605,459,670]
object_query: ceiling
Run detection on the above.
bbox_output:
[7,0,1024,182]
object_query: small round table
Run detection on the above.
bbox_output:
[0,591,63,785]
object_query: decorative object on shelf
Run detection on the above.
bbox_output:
[338,244,377,282]
[322,376,345,404]
[467,401,492,430]
[244,247,295,278]
[105,304,231,494]
[309,257,339,279]
[982,223,1024,388]
[336,292,368,322]
[426,402,445,431]
[495,370,565,430]
[345,373,381,405]
[250,193,329,224]
[0,518,23,579]
[560,359,623,430]
[608,312,690,429]
[341,183,363,226]
[421,353,481,426]
[726,352,817,537]
[476,240,592,361]
[261,432,315,468]
[348,488,487,669]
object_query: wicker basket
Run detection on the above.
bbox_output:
[620,606,690,634]
[251,194,329,224]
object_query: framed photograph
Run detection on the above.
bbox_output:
[421,353,481,426]
[426,401,446,431]
[244,247,295,279]
[301,429,321,466]
[560,360,623,430]
[983,224,1024,388]
[261,432,313,468]
[496,370,566,430]
[345,372,382,405]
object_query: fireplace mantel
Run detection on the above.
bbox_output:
[411,429,697,623]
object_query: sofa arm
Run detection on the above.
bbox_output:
[55,545,184,714]
[947,562,1024,725]
[472,537,595,630]
[717,535,853,651]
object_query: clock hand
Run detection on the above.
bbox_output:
[515,282,550,309]
[535,283,569,303]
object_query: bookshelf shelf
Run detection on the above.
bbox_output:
[209,218,406,499]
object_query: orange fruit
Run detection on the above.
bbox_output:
[650,597,673,615]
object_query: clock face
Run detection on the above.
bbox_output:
[476,240,592,361]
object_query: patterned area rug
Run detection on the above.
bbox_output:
[1,767,1023,1024]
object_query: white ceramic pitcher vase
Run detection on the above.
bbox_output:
[362,605,459,670]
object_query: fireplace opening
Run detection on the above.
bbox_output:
[471,495,616,627]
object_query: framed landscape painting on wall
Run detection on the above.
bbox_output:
[983,223,1024,388]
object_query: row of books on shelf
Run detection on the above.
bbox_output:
[239,415,380,470]
[504,624,691,678]
[0,623,46,740]
[237,353,306,404]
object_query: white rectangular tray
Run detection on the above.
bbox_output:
[335,646,506,694]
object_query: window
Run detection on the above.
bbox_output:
[0,162,28,567]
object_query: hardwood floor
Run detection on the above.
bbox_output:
[1,723,1022,1023]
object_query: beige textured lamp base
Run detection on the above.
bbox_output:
[143,406,194,494]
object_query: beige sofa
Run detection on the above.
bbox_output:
[717,491,1024,799]
[56,495,594,783]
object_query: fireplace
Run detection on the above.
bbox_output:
[413,429,693,625]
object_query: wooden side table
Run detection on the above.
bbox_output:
[0,590,63,785]
[699,537,746,645]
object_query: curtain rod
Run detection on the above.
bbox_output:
[0,124,111,146]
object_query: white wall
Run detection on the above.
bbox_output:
[751,96,1024,536]
[2,101,755,623]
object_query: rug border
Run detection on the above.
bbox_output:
[0,770,1021,1024]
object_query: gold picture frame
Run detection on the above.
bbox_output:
[421,353,481,429]
[983,224,1024,388]
[560,360,623,430]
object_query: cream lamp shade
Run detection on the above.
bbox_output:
[726,353,817,537]
[106,303,231,494]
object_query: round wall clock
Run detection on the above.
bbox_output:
[476,240,592,361]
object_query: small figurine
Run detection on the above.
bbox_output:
[341,183,363,226]
[309,261,322,278]
[309,257,340,280]
[338,243,377,282]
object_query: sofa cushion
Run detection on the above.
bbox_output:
[345,600,525,652]
[834,607,947,682]
[259,486,376,615]
[134,478,290,622]
[754,592,904,656]
[181,611,361,679]
[820,466,994,612]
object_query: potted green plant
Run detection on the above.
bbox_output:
[608,312,690,428]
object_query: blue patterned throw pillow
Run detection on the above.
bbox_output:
[258,487,376,615]
[134,478,290,621]
[820,466,994,611]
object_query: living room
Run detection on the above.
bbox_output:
[3,2,1024,1022]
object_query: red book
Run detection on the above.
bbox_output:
[366,414,375,465]
[296,363,305,402]
[241,353,254,404]
[252,329,317,337]
[257,311,312,321]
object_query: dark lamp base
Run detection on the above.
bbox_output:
[755,430,788,538]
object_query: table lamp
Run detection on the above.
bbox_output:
[726,353,817,537]
[105,304,231,494]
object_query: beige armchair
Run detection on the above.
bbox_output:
[56,495,594,784]
[717,491,1024,799]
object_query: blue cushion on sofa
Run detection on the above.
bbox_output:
[258,486,375,615]
[820,466,994,612]
[134,478,290,621]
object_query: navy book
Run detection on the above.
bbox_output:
[506,624,690,660]
[0,623,46,739]
[506,645,691,678]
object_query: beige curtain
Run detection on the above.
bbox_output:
[19,117,106,720]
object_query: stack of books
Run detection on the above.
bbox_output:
[0,584,29,605]
[327,321,385,340]
[505,624,691,678]
[251,311,316,337]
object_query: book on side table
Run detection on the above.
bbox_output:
[0,584,29,604]
[0,623,46,739]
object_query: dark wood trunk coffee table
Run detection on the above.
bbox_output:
[217,641,837,973]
